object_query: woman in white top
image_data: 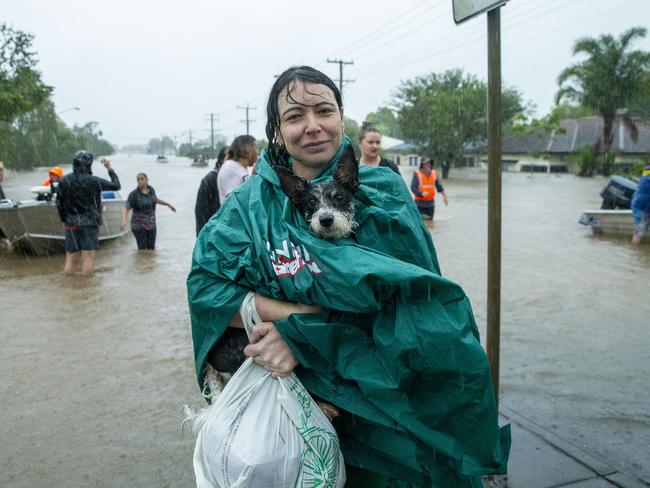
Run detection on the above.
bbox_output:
[217,135,258,204]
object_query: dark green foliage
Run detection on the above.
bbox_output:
[364,106,401,138]
[344,117,361,157]
[0,23,51,124]
[0,23,113,170]
[394,69,526,177]
[0,99,114,170]
[571,144,600,177]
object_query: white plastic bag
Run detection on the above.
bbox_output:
[188,293,346,488]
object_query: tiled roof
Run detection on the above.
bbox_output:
[478,117,650,155]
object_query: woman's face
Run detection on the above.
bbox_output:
[277,81,344,169]
[360,132,381,160]
[137,175,148,189]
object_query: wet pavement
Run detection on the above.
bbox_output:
[1,156,649,487]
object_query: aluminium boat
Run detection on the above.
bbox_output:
[0,187,128,255]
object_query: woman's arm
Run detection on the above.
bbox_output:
[156,197,176,212]
[227,294,321,327]
[120,207,129,228]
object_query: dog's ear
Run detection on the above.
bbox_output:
[275,165,309,206]
[335,145,359,193]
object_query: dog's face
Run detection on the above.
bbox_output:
[276,145,359,239]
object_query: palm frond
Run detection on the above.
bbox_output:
[555,86,581,105]
[619,26,647,50]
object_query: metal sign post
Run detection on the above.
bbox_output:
[453,0,506,409]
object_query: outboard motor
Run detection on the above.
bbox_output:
[599,175,637,209]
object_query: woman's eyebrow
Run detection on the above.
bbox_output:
[281,106,303,116]
[281,101,336,118]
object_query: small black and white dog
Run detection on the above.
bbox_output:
[275,145,360,239]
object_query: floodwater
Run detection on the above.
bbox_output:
[1,155,649,487]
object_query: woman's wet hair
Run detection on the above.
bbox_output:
[359,121,381,142]
[215,146,228,169]
[227,135,256,161]
[265,66,342,164]
[136,172,148,180]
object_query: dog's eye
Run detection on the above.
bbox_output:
[307,197,318,209]
[334,194,345,204]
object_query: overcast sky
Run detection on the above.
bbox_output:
[5,0,650,148]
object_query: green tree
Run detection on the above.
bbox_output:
[364,106,400,138]
[511,103,597,135]
[630,71,650,119]
[0,23,51,124]
[556,27,650,175]
[343,117,361,156]
[394,69,526,178]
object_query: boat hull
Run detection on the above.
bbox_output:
[579,209,634,236]
[0,195,129,255]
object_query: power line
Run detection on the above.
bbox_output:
[357,0,645,90]
[355,0,605,79]
[332,0,441,58]
[355,0,576,76]
[352,7,452,62]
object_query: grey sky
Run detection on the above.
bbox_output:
[5,0,650,148]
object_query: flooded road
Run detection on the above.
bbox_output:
[1,155,649,486]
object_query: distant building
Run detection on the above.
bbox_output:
[467,116,650,173]
[384,142,422,167]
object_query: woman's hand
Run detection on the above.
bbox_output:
[168,203,176,212]
[243,322,298,378]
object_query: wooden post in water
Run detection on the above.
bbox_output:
[486,7,502,410]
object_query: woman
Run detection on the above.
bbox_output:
[120,173,175,250]
[217,135,258,204]
[358,122,401,175]
[188,66,509,487]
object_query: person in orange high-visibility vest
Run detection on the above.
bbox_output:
[410,159,448,220]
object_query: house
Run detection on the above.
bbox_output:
[384,142,422,167]
[468,116,650,172]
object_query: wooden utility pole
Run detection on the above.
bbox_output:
[206,113,219,153]
[453,0,507,410]
[237,103,256,135]
[486,7,503,409]
[326,58,354,101]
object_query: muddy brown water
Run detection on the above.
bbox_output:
[1,155,649,486]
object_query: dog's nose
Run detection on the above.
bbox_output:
[319,215,334,227]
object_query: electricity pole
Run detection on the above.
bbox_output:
[206,113,219,154]
[237,103,256,135]
[327,58,354,101]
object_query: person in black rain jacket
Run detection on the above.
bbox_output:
[194,146,228,236]
[57,150,121,276]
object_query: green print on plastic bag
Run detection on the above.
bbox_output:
[288,376,342,487]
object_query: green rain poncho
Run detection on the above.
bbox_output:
[188,138,510,487]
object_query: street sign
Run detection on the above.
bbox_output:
[452,0,508,24]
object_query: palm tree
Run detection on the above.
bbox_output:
[556,27,650,175]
